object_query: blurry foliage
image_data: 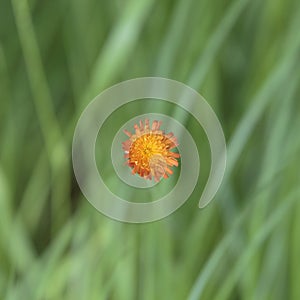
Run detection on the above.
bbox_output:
[0,0,300,299]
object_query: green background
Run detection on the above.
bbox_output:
[1,0,300,299]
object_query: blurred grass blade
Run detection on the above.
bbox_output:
[82,0,155,103]
[188,0,250,89]
[154,0,194,75]
[213,188,300,300]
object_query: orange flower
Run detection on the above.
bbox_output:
[122,119,180,182]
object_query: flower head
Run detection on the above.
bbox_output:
[122,119,180,182]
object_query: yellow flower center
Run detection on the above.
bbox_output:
[129,133,170,174]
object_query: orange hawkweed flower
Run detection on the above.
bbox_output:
[122,119,180,182]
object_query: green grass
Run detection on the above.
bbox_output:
[1,0,300,299]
